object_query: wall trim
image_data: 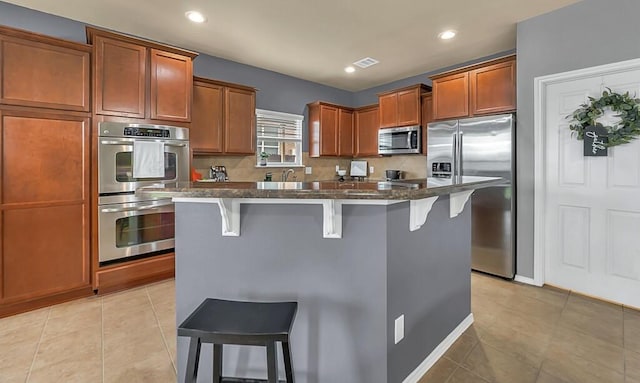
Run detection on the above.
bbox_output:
[402,313,474,383]
[533,57,640,287]
[514,275,541,286]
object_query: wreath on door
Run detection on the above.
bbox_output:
[567,88,640,147]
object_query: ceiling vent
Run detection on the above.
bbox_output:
[353,57,379,69]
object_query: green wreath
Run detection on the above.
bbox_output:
[568,88,640,147]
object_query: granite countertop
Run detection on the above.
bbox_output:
[136,176,505,200]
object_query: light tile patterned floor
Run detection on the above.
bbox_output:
[1,274,639,383]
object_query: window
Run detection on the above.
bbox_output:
[256,109,303,167]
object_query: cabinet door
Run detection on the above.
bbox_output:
[94,36,146,118]
[338,108,354,157]
[470,59,516,115]
[224,87,255,154]
[319,105,338,156]
[0,111,90,301]
[432,72,469,120]
[355,106,379,157]
[150,49,193,122]
[378,93,398,128]
[191,82,224,153]
[421,94,433,155]
[397,88,421,127]
[0,36,90,112]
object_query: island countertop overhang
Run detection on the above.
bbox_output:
[136,176,503,200]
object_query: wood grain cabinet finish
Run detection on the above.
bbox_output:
[224,87,256,154]
[432,73,469,120]
[88,27,197,124]
[470,60,516,116]
[431,55,516,121]
[354,105,379,157]
[191,77,256,155]
[0,27,90,112]
[308,102,342,157]
[338,108,354,157]
[378,84,430,129]
[150,49,193,122]
[191,80,224,153]
[0,110,90,303]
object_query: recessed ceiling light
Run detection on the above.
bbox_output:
[438,30,456,40]
[344,66,355,73]
[185,11,206,23]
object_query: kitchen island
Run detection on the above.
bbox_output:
[138,177,501,383]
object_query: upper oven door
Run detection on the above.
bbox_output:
[98,137,189,195]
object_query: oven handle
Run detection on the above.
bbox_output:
[100,202,173,213]
[100,140,187,147]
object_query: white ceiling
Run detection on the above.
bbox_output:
[4,0,581,91]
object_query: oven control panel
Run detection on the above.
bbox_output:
[124,127,170,138]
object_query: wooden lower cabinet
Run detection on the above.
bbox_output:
[0,109,92,317]
[354,105,379,157]
[94,253,175,294]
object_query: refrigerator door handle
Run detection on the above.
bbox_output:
[452,132,458,177]
[457,132,463,176]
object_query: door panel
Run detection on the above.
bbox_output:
[432,73,469,120]
[191,82,224,153]
[545,73,640,307]
[355,106,379,157]
[319,105,338,156]
[2,113,89,204]
[426,120,456,177]
[397,88,420,127]
[378,93,397,128]
[150,49,192,122]
[338,108,354,156]
[458,114,513,179]
[470,60,516,115]
[224,87,255,154]
[94,36,146,118]
[2,205,89,301]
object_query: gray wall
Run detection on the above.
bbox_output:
[516,0,640,277]
[386,196,471,383]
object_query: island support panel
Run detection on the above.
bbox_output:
[174,196,471,383]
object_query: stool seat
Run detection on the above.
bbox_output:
[178,298,298,383]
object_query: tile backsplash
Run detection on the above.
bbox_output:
[192,153,427,182]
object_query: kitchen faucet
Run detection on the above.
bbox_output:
[282,169,295,181]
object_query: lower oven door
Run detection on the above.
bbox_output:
[99,199,175,263]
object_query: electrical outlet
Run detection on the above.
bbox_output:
[370,166,375,174]
[305,166,312,175]
[394,314,404,344]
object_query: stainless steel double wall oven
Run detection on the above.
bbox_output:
[98,122,189,264]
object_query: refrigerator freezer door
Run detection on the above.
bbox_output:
[459,114,514,278]
[458,114,513,180]
[427,120,458,178]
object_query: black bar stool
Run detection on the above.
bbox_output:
[178,298,298,383]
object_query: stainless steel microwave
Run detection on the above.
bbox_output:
[378,125,421,155]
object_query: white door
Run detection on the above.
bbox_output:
[544,70,640,308]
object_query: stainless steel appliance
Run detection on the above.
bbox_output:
[427,114,515,278]
[378,125,421,155]
[98,122,189,264]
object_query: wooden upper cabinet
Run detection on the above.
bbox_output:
[432,72,469,120]
[94,35,146,118]
[0,27,90,112]
[378,93,398,129]
[431,55,516,121]
[191,80,224,153]
[150,49,193,122]
[87,27,197,123]
[378,84,430,128]
[470,59,516,116]
[338,108,354,157]
[355,105,379,157]
[308,102,342,157]
[224,87,256,154]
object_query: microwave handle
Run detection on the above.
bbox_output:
[407,132,412,148]
[101,202,173,213]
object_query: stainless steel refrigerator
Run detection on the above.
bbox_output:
[427,114,515,278]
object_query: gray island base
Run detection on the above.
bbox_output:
[143,178,501,383]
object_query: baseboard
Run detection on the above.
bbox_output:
[514,275,542,287]
[402,313,474,383]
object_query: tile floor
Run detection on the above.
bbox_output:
[0,273,638,383]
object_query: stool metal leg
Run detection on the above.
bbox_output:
[212,344,223,383]
[282,341,294,383]
[266,341,278,383]
[185,337,202,383]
